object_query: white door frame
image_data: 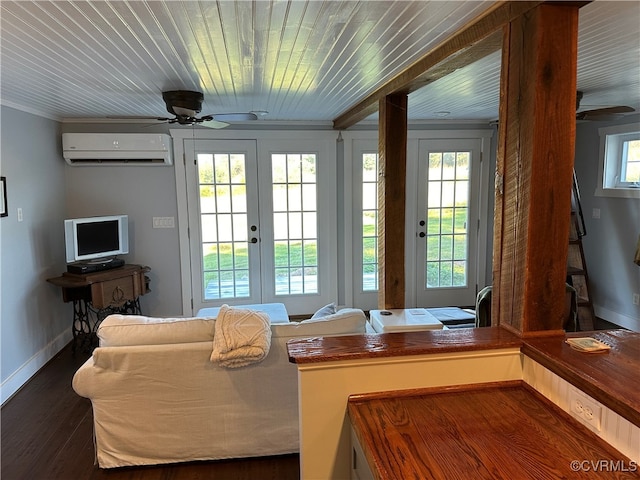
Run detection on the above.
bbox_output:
[172,128,339,316]
[407,130,492,308]
[184,139,262,311]
[342,128,492,310]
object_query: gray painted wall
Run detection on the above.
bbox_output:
[1,111,185,403]
[1,107,69,403]
[63,150,183,318]
[61,122,184,318]
[574,114,640,330]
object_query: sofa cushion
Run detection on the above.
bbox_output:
[98,314,215,347]
[271,308,367,338]
[310,302,337,319]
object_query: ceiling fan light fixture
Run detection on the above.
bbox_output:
[162,90,203,117]
[172,106,198,118]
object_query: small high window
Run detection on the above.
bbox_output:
[596,123,640,198]
[620,139,640,185]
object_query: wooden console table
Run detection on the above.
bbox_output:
[47,264,150,352]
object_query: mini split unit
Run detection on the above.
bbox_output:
[62,133,173,166]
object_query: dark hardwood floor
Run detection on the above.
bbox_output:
[1,344,300,480]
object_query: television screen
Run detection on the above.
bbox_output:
[76,220,120,256]
[65,215,129,263]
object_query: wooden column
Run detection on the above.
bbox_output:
[493,4,579,336]
[378,94,408,309]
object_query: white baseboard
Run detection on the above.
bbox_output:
[594,304,639,332]
[1,329,72,406]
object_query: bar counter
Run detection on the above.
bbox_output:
[287,327,640,479]
[348,382,636,480]
[522,329,640,427]
[287,326,522,363]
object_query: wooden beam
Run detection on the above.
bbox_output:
[378,94,407,309]
[493,3,580,336]
[333,1,544,130]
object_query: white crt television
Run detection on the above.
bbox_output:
[64,215,129,264]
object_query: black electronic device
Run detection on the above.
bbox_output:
[66,257,125,275]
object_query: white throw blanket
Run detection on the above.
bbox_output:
[210,305,271,368]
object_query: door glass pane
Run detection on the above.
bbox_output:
[272,153,318,295]
[198,153,250,300]
[362,153,379,291]
[425,151,469,288]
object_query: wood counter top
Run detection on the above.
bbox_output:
[287,326,522,364]
[522,329,640,427]
[349,382,637,480]
[288,327,639,424]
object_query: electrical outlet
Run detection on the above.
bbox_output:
[633,293,640,306]
[571,392,602,431]
[572,399,584,415]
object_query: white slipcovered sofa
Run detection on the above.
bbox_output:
[72,306,371,468]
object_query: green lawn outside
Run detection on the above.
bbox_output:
[203,240,317,278]
[203,205,467,287]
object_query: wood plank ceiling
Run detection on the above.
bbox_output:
[0,0,638,126]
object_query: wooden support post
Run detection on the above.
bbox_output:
[378,94,408,309]
[493,4,579,336]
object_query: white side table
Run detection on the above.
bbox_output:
[370,308,444,333]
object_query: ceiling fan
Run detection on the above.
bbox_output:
[575,90,635,121]
[111,90,260,128]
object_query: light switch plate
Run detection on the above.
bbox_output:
[153,216,175,228]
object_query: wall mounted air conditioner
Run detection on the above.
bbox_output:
[62,133,173,166]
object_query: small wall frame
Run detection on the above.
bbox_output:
[1,177,7,217]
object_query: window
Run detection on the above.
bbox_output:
[361,153,379,292]
[272,153,319,295]
[620,139,640,184]
[198,152,251,300]
[424,150,470,288]
[349,138,381,311]
[596,123,640,198]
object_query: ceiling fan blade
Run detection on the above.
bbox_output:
[195,116,229,128]
[106,116,171,121]
[577,105,635,120]
[212,112,258,122]
[200,119,229,129]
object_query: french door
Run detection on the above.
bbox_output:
[415,138,483,307]
[349,134,488,310]
[185,140,263,308]
[183,136,337,315]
